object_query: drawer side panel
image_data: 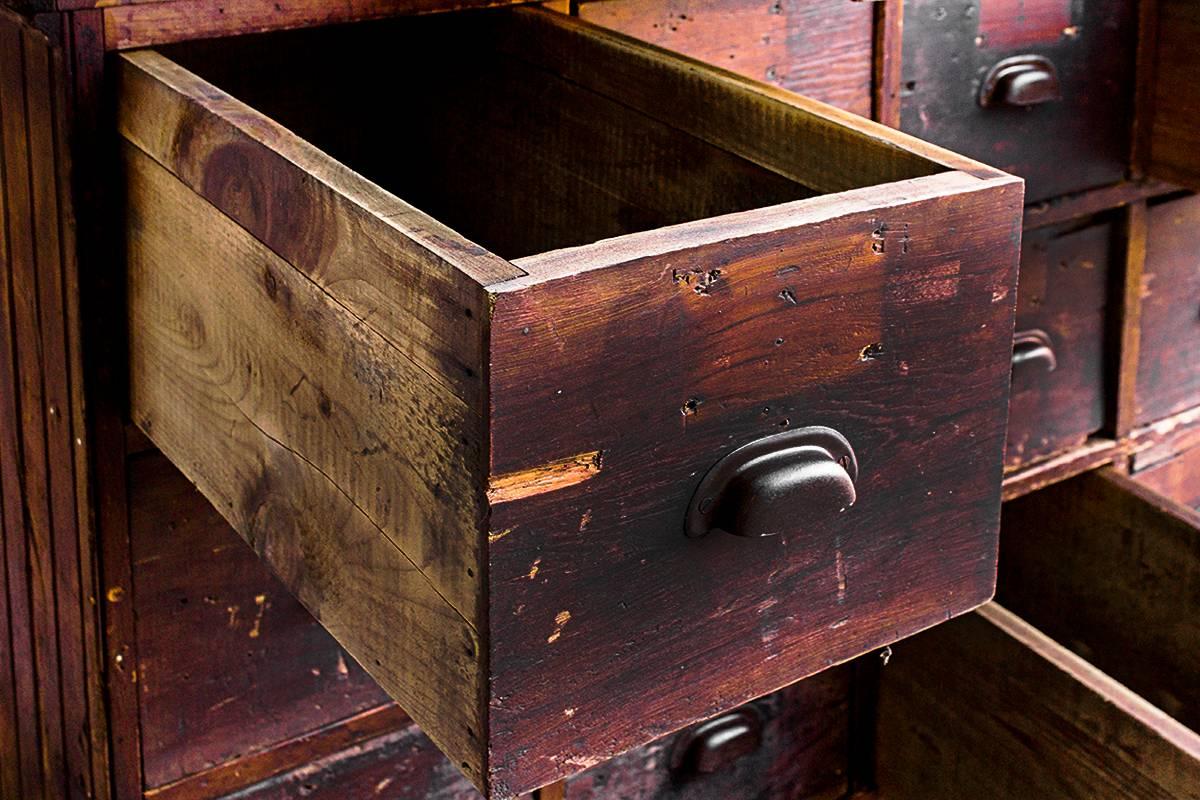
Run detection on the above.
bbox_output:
[124,145,489,785]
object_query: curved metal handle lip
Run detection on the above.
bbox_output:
[1012,328,1058,372]
[979,54,1062,108]
[685,425,857,539]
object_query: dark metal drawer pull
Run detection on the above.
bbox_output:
[669,708,763,777]
[1012,329,1058,372]
[685,426,857,539]
[980,55,1062,108]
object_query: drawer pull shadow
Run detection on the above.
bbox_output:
[685,426,857,539]
[1012,329,1058,373]
[979,55,1062,108]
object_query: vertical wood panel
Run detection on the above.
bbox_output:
[0,9,109,798]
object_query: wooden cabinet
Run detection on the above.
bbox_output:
[118,8,1021,795]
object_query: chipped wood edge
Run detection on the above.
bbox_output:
[487,451,603,505]
[1001,438,1123,502]
[504,171,1019,289]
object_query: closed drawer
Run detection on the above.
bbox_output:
[118,8,1022,796]
[1006,217,1114,469]
[1135,193,1200,428]
[901,0,1138,203]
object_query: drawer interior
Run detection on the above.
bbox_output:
[998,469,1200,732]
[153,8,950,261]
[875,603,1200,799]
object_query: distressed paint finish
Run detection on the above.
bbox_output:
[901,0,1137,202]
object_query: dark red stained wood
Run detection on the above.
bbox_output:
[128,452,392,790]
[901,0,1138,202]
[560,667,850,800]
[1134,193,1200,428]
[1135,443,1200,511]
[486,177,1022,793]
[1005,217,1113,469]
[0,13,65,797]
[977,0,1071,50]
[227,725,483,800]
[577,0,875,117]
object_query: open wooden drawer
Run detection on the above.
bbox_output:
[874,466,1200,797]
[118,7,1022,796]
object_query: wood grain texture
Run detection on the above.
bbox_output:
[1134,193,1200,427]
[1142,0,1200,191]
[116,47,517,410]
[126,451,392,791]
[876,603,1200,799]
[495,8,1004,192]
[1000,437,1121,501]
[1000,469,1200,732]
[0,10,109,799]
[1114,201,1147,438]
[102,0,526,49]
[1005,216,1113,469]
[577,0,875,117]
[901,0,1138,203]
[1134,441,1200,511]
[124,144,489,786]
[487,172,1022,794]
[560,667,851,800]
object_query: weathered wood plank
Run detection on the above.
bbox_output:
[116,48,518,411]
[877,603,1200,800]
[103,0,526,49]
[494,8,1003,194]
[124,144,488,786]
[578,0,875,118]
[486,171,1022,793]
[1000,469,1200,732]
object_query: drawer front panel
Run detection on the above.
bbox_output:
[560,668,850,800]
[577,0,875,117]
[487,177,1022,791]
[901,0,1137,203]
[1135,194,1200,428]
[1006,218,1113,469]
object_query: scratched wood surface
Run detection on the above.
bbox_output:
[876,604,1200,799]
[1134,193,1200,428]
[1004,216,1113,469]
[119,7,1022,795]
[901,0,1138,203]
[1000,470,1200,733]
[487,171,1022,792]
[127,452,392,790]
[578,0,875,117]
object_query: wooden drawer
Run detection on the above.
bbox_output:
[1005,217,1114,469]
[999,469,1200,736]
[876,603,1200,799]
[876,467,1200,798]
[1134,193,1200,428]
[118,7,1022,796]
[901,0,1138,203]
